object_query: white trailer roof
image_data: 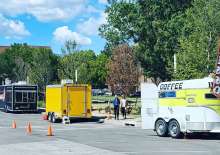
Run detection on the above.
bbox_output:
[158,77,213,91]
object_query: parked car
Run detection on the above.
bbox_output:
[92,89,105,96]
[130,91,141,97]
[104,90,112,96]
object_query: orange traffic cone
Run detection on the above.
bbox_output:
[47,123,53,136]
[12,120,17,129]
[26,122,32,135]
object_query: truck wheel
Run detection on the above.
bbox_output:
[51,113,57,123]
[155,119,168,137]
[168,120,182,138]
[48,113,52,122]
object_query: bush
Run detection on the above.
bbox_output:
[131,104,141,115]
[38,101,45,108]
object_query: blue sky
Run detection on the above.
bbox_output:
[0,0,108,54]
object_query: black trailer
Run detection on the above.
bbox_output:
[0,84,38,112]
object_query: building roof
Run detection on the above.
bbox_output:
[0,46,9,54]
[0,45,51,54]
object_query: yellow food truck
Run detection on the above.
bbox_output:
[46,83,92,123]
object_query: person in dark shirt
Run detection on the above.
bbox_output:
[113,95,120,120]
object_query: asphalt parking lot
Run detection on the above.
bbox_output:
[0,111,220,155]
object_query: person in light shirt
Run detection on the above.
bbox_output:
[121,96,127,119]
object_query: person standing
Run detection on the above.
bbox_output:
[113,95,120,120]
[121,96,127,119]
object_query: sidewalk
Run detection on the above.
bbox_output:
[92,111,141,128]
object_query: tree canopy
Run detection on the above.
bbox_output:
[0,44,59,91]
[58,50,108,88]
[174,0,220,80]
[0,43,109,90]
[107,44,139,96]
[99,0,220,83]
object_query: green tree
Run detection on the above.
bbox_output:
[61,40,78,55]
[91,53,109,88]
[0,43,33,81]
[58,50,96,84]
[174,0,220,80]
[28,48,58,91]
[0,43,59,90]
[13,57,30,81]
[99,1,139,56]
[99,0,192,84]
[59,50,109,88]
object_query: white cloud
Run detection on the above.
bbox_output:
[98,0,108,4]
[53,26,91,45]
[86,5,102,14]
[77,13,107,36]
[0,14,30,39]
[0,0,87,22]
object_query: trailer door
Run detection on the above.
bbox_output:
[141,83,158,129]
[67,86,87,117]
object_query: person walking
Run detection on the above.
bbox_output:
[121,96,127,119]
[113,95,120,120]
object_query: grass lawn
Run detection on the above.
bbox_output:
[37,100,45,108]
[92,95,141,115]
[37,95,141,115]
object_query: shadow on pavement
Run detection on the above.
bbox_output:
[70,116,106,123]
[148,133,220,140]
[0,108,45,114]
[184,133,220,140]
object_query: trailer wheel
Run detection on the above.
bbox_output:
[51,113,57,123]
[168,120,182,138]
[155,119,168,137]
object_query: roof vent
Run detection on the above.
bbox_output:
[61,79,73,85]
[13,81,27,85]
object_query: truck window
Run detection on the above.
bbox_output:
[5,91,12,102]
[159,91,176,98]
[23,92,28,102]
[205,93,218,99]
[15,91,36,103]
[15,92,22,102]
[28,92,36,102]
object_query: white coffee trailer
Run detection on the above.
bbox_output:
[141,77,220,138]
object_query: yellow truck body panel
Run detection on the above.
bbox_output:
[46,84,92,119]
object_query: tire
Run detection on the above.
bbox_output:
[51,113,57,123]
[168,120,182,138]
[48,113,52,122]
[155,119,168,137]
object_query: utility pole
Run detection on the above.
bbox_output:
[75,70,78,84]
[207,32,212,73]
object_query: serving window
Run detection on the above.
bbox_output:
[205,93,218,99]
[159,91,176,98]
[15,91,36,103]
